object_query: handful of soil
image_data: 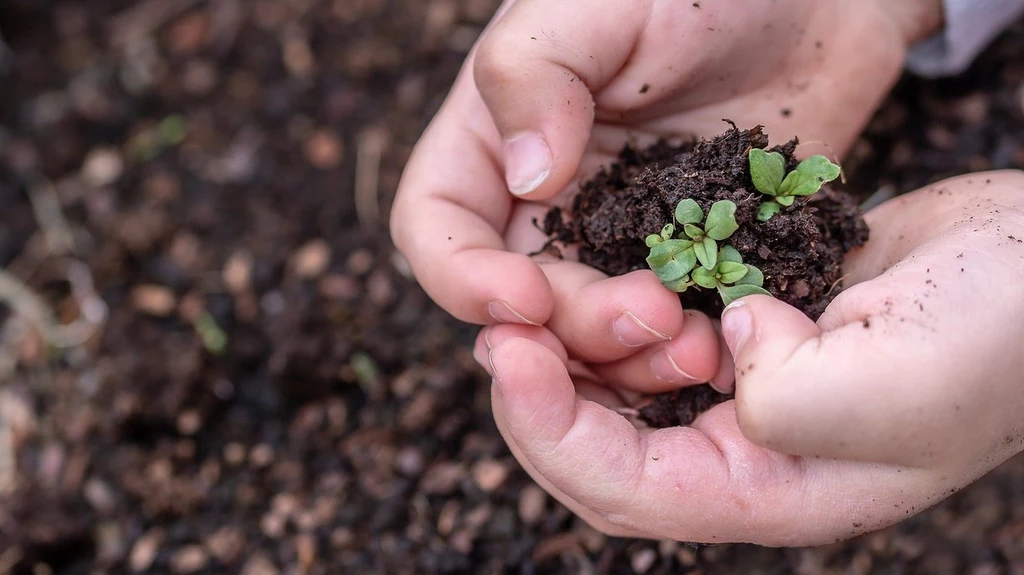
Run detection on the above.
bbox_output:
[542,124,869,428]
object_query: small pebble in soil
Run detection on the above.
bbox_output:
[131,285,177,317]
[81,148,123,187]
[292,239,332,279]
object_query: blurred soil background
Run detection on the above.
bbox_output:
[0,1,1023,573]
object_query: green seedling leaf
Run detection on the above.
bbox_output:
[719,245,743,264]
[662,276,694,293]
[736,264,765,287]
[675,199,704,225]
[757,202,782,222]
[646,240,697,281]
[645,234,662,247]
[705,200,739,240]
[692,267,718,289]
[350,352,380,396]
[194,312,228,355]
[749,148,786,196]
[718,284,773,306]
[778,155,841,197]
[694,237,717,270]
[660,223,676,241]
[683,224,704,240]
[776,195,795,207]
[717,262,749,284]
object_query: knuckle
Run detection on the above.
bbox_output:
[734,384,787,451]
[472,31,522,90]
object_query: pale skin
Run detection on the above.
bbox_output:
[391,0,1024,545]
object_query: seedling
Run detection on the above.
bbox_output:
[645,200,770,305]
[692,246,771,306]
[749,148,841,221]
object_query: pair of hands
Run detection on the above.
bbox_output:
[391,0,1024,545]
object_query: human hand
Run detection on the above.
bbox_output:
[391,0,941,387]
[474,171,1024,546]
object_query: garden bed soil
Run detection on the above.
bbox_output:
[1,1,1024,574]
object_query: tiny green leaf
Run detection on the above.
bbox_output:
[776,195,795,207]
[736,264,765,287]
[660,223,676,241]
[777,155,841,197]
[702,237,717,268]
[704,200,739,240]
[717,262,749,284]
[757,202,782,222]
[692,267,718,289]
[694,237,717,270]
[718,284,773,306]
[718,245,743,264]
[749,148,786,196]
[683,224,704,240]
[662,276,694,293]
[645,234,662,247]
[646,240,697,281]
[795,155,841,186]
[675,199,704,225]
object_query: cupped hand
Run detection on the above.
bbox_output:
[475,171,1024,546]
[391,0,935,386]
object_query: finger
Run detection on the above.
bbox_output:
[709,320,737,394]
[473,324,569,376]
[488,337,962,545]
[724,172,1024,466]
[591,310,721,394]
[473,0,653,198]
[391,50,553,326]
[543,267,686,362]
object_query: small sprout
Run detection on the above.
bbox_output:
[757,202,782,222]
[194,312,228,355]
[675,200,739,270]
[690,246,771,305]
[645,223,677,247]
[646,199,741,288]
[749,148,841,221]
[644,200,772,307]
[350,352,380,396]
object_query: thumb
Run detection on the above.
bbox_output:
[718,294,940,465]
[472,0,651,198]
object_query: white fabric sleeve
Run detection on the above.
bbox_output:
[906,0,1024,77]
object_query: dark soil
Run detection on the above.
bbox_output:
[635,385,730,428]
[1,2,1024,574]
[544,124,869,320]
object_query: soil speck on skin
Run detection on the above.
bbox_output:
[640,83,651,94]
[692,2,701,7]
[781,108,793,117]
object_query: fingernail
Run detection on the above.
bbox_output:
[650,350,701,384]
[613,311,670,348]
[488,300,538,325]
[709,378,733,395]
[504,133,552,196]
[482,327,494,350]
[487,349,502,384]
[721,301,753,356]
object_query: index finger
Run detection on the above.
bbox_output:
[391,52,553,325]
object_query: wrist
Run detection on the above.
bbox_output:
[877,0,946,46]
